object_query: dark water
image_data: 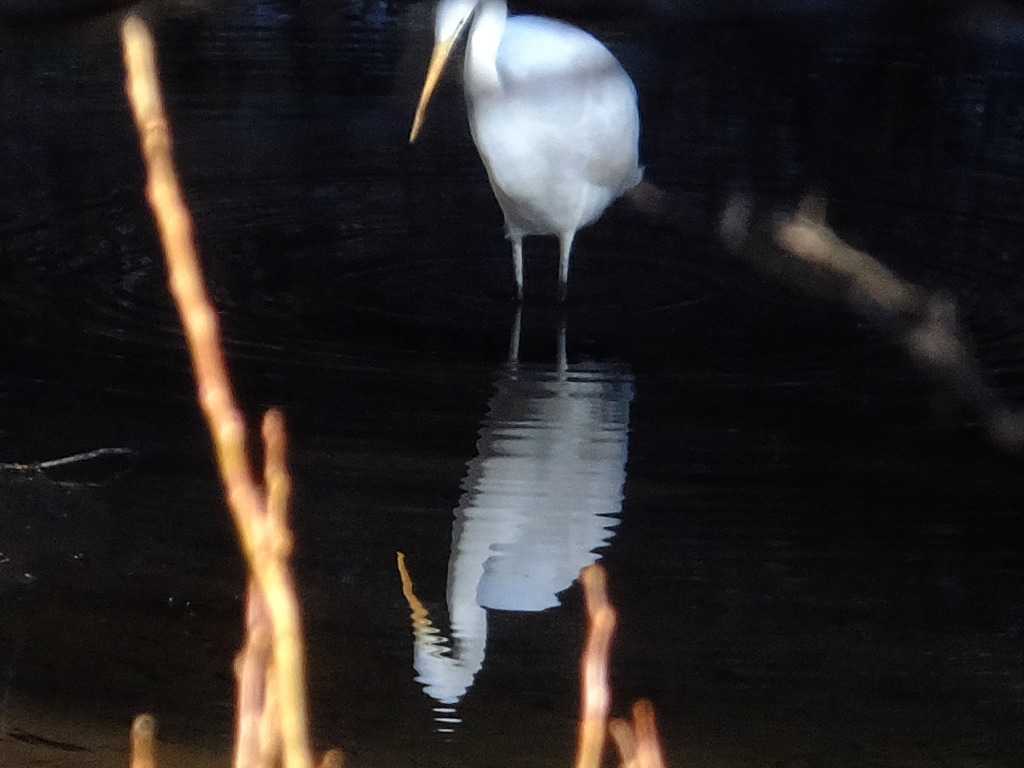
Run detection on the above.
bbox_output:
[1,1,1024,766]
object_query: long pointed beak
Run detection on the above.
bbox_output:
[409,37,455,144]
[397,552,434,634]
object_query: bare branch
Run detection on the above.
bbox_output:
[130,714,157,768]
[121,16,314,768]
[575,564,617,768]
[721,195,1024,452]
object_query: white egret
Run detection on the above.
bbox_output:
[410,0,643,301]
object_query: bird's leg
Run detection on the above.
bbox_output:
[557,230,575,303]
[508,304,522,365]
[556,315,567,373]
[511,235,524,301]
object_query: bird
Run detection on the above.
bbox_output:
[409,0,643,301]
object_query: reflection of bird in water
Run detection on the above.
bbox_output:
[409,0,643,301]
[398,311,633,717]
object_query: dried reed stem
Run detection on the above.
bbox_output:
[611,707,667,768]
[318,749,347,768]
[255,409,309,768]
[130,714,158,768]
[608,717,638,766]
[235,583,273,768]
[575,564,617,768]
[627,700,667,768]
[121,16,312,768]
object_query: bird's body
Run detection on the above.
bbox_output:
[411,0,642,300]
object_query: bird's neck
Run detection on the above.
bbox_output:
[464,0,507,92]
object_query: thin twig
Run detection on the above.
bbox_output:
[257,410,309,768]
[609,718,638,767]
[263,410,291,535]
[130,714,158,768]
[234,583,272,768]
[0,446,133,471]
[121,13,263,561]
[575,564,617,768]
[121,15,313,768]
[318,749,346,768]
[630,700,667,768]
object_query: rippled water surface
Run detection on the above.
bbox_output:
[1,1,1024,767]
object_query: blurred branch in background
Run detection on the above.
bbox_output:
[720,194,1024,453]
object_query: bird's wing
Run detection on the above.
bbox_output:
[495,16,611,85]
[494,16,641,192]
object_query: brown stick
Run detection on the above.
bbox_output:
[608,718,638,767]
[574,564,617,768]
[317,749,347,768]
[630,700,667,768]
[257,410,310,768]
[608,701,667,768]
[121,16,312,768]
[234,583,272,768]
[130,714,158,768]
